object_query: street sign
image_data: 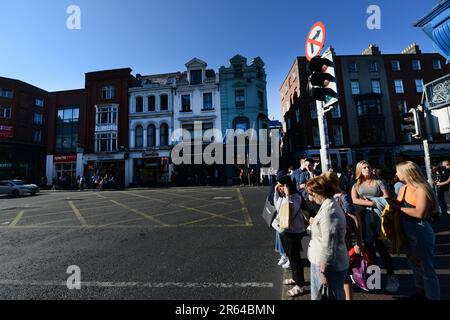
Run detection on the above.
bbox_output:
[424,73,450,110]
[305,21,326,61]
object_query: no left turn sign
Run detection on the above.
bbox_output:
[305,21,326,61]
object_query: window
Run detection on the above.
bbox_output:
[331,104,341,118]
[296,108,301,123]
[415,79,424,93]
[160,123,168,146]
[312,127,320,146]
[310,103,318,119]
[333,126,344,146]
[351,81,360,95]
[35,98,44,107]
[371,80,381,94]
[160,94,168,111]
[148,96,156,111]
[391,60,401,71]
[235,89,245,107]
[348,61,358,73]
[0,89,13,98]
[233,117,249,131]
[95,132,117,152]
[397,100,408,113]
[203,92,213,110]
[355,97,382,116]
[102,86,115,100]
[96,106,117,124]
[258,91,264,109]
[190,70,202,85]
[369,61,379,72]
[234,64,243,78]
[394,80,404,94]
[432,59,442,70]
[181,95,191,112]
[411,60,421,71]
[34,113,43,125]
[135,125,143,148]
[0,106,11,119]
[33,129,42,143]
[56,106,79,152]
[135,96,143,112]
[147,124,156,147]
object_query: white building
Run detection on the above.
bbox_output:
[125,73,178,187]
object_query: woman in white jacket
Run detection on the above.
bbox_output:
[272,173,306,297]
[306,175,349,300]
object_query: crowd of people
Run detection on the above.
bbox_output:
[267,157,449,300]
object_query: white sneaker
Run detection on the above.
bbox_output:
[282,260,291,269]
[278,255,288,266]
[385,275,400,293]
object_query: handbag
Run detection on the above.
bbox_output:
[279,201,293,230]
[261,198,277,228]
[349,248,371,291]
[320,284,336,300]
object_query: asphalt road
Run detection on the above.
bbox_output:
[0,186,282,300]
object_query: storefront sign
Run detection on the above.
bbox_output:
[0,125,14,138]
[142,151,159,158]
[0,163,12,168]
[54,154,77,163]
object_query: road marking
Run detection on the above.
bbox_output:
[68,201,87,227]
[236,188,252,226]
[147,189,234,207]
[97,217,147,228]
[95,193,107,199]
[9,210,25,227]
[0,224,251,229]
[176,209,243,226]
[110,200,169,226]
[0,280,274,288]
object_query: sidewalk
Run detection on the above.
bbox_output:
[282,213,450,300]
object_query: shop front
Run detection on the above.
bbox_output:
[129,150,171,187]
[0,142,45,183]
[83,153,126,188]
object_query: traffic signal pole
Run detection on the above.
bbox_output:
[316,100,331,173]
[421,93,434,186]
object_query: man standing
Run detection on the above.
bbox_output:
[296,158,320,219]
[435,160,450,216]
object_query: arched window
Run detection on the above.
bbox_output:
[233,117,249,131]
[160,123,168,146]
[135,125,143,148]
[147,124,156,148]
[136,96,143,112]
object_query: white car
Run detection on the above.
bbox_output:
[0,180,40,196]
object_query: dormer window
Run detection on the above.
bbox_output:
[190,70,202,85]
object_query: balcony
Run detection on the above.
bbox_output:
[95,124,118,132]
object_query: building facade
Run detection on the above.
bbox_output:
[0,77,48,183]
[126,73,178,187]
[280,44,450,174]
[219,55,269,184]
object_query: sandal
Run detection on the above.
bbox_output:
[283,278,296,285]
[286,285,304,297]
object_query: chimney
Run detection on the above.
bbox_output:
[401,43,421,54]
[362,44,381,55]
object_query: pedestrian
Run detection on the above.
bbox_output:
[78,175,85,191]
[272,172,307,297]
[323,172,363,300]
[351,160,399,293]
[239,168,245,186]
[295,158,320,220]
[305,175,349,300]
[51,177,57,191]
[391,161,440,300]
[434,160,449,216]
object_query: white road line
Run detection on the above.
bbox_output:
[0,280,274,288]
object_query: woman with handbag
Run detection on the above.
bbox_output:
[306,176,349,300]
[272,173,306,297]
[392,161,440,300]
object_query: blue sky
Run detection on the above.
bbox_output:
[0,0,441,121]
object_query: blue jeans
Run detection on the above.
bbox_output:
[275,231,285,255]
[402,219,440,300]
[310,264,347,300]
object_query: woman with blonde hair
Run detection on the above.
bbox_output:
[351,160,399,293]
[392,161,440,300]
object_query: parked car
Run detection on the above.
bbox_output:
[0,180,40,196]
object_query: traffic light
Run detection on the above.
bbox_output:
[401,108,422,139]
[307,49,338,108]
